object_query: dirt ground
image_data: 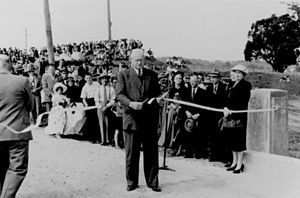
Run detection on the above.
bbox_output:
[16,98,300,198]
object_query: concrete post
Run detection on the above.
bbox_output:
[247,89,288,156]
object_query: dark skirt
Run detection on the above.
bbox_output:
[225,126,247,152]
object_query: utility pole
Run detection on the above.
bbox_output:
[43,0,55,65]
[107,0,112,40]
[25,27,28,53]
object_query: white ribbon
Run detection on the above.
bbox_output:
[161,98,279,113]
[4,106,99,134]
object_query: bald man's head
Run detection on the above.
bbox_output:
[130,49,145,70]
[0,54,12,72]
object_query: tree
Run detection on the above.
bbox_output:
[285,1,300,20]
[244,12,300,72]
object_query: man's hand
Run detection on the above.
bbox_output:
[96,102,102,109]
[101,106,108,112]
[192,113,200,120]
[185,111,192,118]
[129,102,143,110]
[156,97,164,106]
[223,107,231,117]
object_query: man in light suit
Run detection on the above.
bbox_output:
[0,54,34,198]
[116,49,162,192]
[41,64,56,112]
[95,74,115,145]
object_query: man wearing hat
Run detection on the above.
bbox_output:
[27,63,42,122]
[41,64,56,112]
[206,69,229,162]
[95,73,115,146]
[13,61,25,76]
[59,69,68,85]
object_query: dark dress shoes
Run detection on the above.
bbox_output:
[127,185,138,191]
[149,186,161,192]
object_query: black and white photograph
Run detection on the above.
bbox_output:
[0,0,300,197]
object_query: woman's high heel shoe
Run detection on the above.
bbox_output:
[226,164,237,171]
[233,164,244,174]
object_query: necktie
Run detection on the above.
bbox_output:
[213,85,217,94]
[192,88,195,99]
[103,86,108,105]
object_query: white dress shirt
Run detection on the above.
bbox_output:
[94,85,116,108]
[80,81,100,99]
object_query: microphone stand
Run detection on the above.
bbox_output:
[159,72,175,172]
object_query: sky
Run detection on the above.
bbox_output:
[0,0,294,61]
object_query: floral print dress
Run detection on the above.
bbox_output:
[45,93,69,135]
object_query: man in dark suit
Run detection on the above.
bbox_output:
[206,69,229,162]
[185,75,209,159]
[0,54,34,198]
[27,63,42,123]
[116,49,161,192]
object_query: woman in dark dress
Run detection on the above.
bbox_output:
[223,65,252,174]
[158,71,189,155]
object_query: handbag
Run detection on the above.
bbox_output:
[218,117,243,131]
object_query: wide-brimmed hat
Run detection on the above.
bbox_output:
[99,73,110,79]
[231,64,248,74]
[208,69,221,77]
[184,118,198,133]
[67,77,74,82]
[27,63,36,72]
[14,63,24,71]
[53,82,67,93]
[60,69,68,74]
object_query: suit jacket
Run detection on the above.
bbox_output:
[225,79,252,123]
[187,86,209,116]
[206,81,227,109]
[29,73,42,96]
[0,72,34,141]
[116,68,160,131]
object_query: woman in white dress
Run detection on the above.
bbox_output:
[45,82,70,136]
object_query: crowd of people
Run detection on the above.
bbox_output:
[0,42,253,195]
[2,41,252,166]
[0,38,146,64]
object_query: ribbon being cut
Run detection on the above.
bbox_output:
[2,96,279,134]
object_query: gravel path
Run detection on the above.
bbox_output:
[16,128,299,198]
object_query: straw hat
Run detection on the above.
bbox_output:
[53,82,67,93]
[231,64,248,74]
[208,69,221,77]
[27,63,36,72]
[184,118,198,133]
[99,73,110,79]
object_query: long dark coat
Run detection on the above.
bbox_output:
[224,79,252,151]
